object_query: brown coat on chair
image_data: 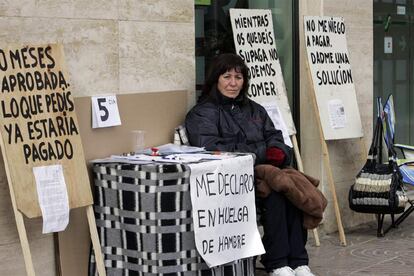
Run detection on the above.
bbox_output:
[255,165,328,229]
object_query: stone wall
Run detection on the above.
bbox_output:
[0,1,195,275]
[0,0,376,272]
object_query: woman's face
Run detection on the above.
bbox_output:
[217,68,244,99]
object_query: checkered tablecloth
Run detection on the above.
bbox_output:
[89,162,254,276]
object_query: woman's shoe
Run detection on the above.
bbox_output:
[269,266,295,276]
[294,265,316,276]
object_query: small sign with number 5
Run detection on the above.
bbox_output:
[91,95,122,128]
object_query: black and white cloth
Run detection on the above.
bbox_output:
[89,162,254,276]
[174,125,190,146]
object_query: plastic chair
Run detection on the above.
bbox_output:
[381,95,414,235]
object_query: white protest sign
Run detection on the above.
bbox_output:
[230,8,296,135]
[91,95,121,128]
[304,16,363,140]
[189,155,264,267]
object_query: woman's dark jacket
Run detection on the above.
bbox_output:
[185,91,292,165]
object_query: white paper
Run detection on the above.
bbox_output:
[164,153,235,161]
[189,155,265,267]
[91,156,152,164]
[109,154,160,163]
[156,143,205,154]
[135,143,205,155]
[33,165,69,233]
[384,37,393,54]
[105,152,232,164]
[91,95,122,128]
[262,103,293,147]
[328,99,347,129]
[397,6,406,15]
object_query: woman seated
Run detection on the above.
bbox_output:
[185,53,315,276]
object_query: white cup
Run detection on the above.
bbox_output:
[131,130,146,152]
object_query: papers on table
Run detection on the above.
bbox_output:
[136,143,205,155]
[157,153,235,162]
[92,152,235,164]
[90,144,243,164]
[91,156,152,164]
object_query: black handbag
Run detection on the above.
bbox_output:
[349,100,408,214]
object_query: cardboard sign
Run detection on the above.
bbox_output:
[189,155,264,267]
[304,16,363,140]
[0,44,92,218]
[230,8,296,135]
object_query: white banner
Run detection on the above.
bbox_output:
[304,16,363,140]
[189,155,264,267]
[230,8,296,135]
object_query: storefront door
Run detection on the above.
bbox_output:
[374,0,414,145]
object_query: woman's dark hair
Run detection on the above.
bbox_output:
[200,53,249,102]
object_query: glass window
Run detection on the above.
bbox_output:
[374,0,414,144]
[195,0,295,107]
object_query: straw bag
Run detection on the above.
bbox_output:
[349,107,408,214]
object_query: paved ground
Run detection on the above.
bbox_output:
[256,212,414,276]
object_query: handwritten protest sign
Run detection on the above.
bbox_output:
[304,16,363,140]
[0,44,92,218]
[230,8,296,136]
[189,155,264,267]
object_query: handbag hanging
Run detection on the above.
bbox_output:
[349,98,408,214]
